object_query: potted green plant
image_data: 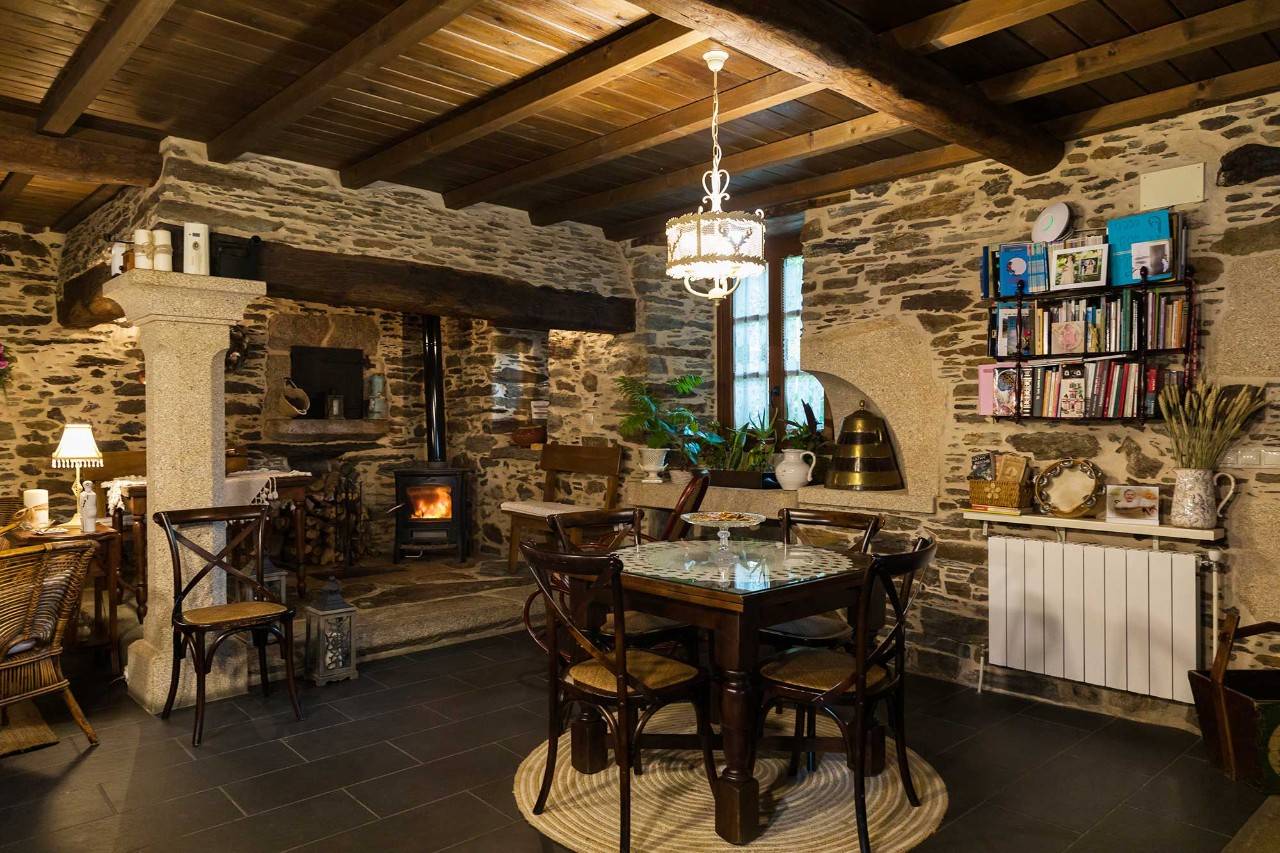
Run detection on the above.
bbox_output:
[616,375,705,483]
[1159,379,1267,528]
[702,412,779,489]
[781,401,830,485]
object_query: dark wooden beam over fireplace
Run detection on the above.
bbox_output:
[57,242,636,334]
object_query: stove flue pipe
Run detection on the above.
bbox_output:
[422,315,447,467]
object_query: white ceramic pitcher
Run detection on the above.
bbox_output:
[774,449,816,490]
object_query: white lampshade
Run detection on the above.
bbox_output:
[51,424,103,468]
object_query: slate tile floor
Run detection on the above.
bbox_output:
[2,632,1267,852]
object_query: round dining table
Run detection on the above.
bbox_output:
[566,536,885,846]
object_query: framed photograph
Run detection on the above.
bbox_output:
[1131,238,1173,280]
[1051,244,1109,290]
[1106,484,1160,525]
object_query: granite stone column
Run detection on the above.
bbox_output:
[103,270,266,713]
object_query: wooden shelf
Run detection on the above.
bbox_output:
[998,347,1184,363]
[981,278,1191,305]
[964,510,1223,547]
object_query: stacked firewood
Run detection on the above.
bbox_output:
[274,466,374,567]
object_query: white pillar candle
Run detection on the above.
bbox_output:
[23,488,49,529]
[151,229,173,271]
[133,229,154,270]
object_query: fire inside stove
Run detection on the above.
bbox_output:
[408,484,452,520]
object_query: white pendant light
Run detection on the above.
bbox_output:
[665,50,766,302]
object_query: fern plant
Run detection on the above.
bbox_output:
[616,375,706,451]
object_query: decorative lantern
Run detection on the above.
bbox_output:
[665,50,766,302]
[304,576,358,686]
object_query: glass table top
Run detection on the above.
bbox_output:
[616,539,864,595]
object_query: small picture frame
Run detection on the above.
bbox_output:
[1051,244,1109,290]
[1106,484,1160,525]
[1131,239,1173,280]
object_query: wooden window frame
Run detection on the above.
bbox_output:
[716,234,802,429]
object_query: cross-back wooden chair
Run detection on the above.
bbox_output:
[758,536,937,853]
[0,541,99,744]
[521,541,717,853]
[500,443,622,571]
[761,508,884,648]
[546,508,695,661]
[153,505,301,746]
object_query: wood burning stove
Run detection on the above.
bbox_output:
[392,315,472,562]
[393,467,469,562]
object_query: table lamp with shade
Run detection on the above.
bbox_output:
[51,423,103,528]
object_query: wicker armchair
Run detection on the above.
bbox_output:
[0,541,99,744]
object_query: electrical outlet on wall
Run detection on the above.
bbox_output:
[1262,448,1280,469]
[1239,447,1264,467]
[1222,448,1240,467]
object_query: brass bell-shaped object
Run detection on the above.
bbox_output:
[825,401,904,491]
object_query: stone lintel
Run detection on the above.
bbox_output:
[103,269,266,327]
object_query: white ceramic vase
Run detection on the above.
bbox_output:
[1169,468,1236,529]
[638,448,668,484]
[668,468,694,487]
[774,448,816,490]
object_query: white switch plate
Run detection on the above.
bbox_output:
[1140,162,1205,210]
[1222,448,1240,467]
[1239,447,1263,467]
[1263,448,1280,468]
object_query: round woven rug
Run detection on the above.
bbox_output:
[514,704,948,852]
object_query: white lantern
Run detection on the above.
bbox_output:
[304,577,358,686]
[665,50,766,302]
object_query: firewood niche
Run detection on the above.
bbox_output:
[274,466,374,569]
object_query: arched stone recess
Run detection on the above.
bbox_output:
[797,317,945,513]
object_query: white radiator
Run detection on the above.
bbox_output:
[987,536,1198,702]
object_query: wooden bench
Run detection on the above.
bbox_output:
[499,443,622,571]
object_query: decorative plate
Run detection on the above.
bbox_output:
[681,511,767,529]
[1034,459,1105,518]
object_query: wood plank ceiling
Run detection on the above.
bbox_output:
[0,0,1277,237]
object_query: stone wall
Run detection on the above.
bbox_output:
[0,224,144,515]
[798,90,1280,709]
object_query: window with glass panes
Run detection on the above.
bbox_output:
[716,237,825,431]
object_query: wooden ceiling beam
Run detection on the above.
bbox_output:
[207,0,484,163]
[891,0,1087,53]
[38,0,176,136]
[0,125,161,186]
[53,183,123,232]
[540,0,1277,227]
[0,172,35,218]
[339,18,705,189]
[443,72,822,209]
[445,0,1074,209]
[980,0,1280,103]
[607,58,1280,240]
[630,0,1062,175]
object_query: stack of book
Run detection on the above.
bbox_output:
[988,286,1190,357]
[981,360,1185,419]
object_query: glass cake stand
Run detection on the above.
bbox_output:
[681,511,767,551]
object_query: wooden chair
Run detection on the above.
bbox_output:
[760,508,883,648]
[500,443,622,571]
[0,541,100,744]
[758,536,937,853]
[521,541,717,853]
[153,505,301,746]
[548,508,693,657]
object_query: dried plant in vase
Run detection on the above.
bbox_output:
[1158,379,1267,528]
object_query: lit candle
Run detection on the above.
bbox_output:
[23,488,49,529]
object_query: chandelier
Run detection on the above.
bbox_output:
[665,50,766,302]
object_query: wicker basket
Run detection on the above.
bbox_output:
[968,479,1032,509]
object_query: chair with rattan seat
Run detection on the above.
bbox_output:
[758,536,937,853]
[760,508,884,648]
[154,505,302,746]
[522,541,717,853]
[0,540,100,744]
[548,508,695,656]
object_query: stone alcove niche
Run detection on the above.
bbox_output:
[797,317,944,513]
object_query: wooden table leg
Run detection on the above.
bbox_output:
[571,705,609,774]
[106,533,122,675]
[292,499,307,599]
[131,512,147,619]
[714,616,761,846]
